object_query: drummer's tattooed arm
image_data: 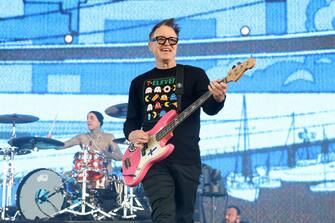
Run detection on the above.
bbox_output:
[106,140,123,161]
[107,134,123,161]
[58,135,82,149]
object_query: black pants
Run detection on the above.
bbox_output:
[142,160,201,223]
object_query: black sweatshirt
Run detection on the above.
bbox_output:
[123,64,225,164]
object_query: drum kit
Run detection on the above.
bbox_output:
[0,104,146,221]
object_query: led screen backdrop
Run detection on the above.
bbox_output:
[0,0,335,222]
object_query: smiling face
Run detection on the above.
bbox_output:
[86,112,100,131]
[149,25,178,69]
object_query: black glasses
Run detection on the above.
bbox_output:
[151,36,178,46]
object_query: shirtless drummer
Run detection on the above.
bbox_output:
[58,111,123,187]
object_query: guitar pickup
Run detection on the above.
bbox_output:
[141,143,148,156]
[124,158,131,168]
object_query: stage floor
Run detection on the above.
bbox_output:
[5,221,152,223]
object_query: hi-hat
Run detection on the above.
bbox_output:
[8,136,64,150]
[113,138,130,145]
[105,103,128,119]
[0,114,39,124]
[0,147,32,156]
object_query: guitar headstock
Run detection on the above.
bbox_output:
[224,58,256,83]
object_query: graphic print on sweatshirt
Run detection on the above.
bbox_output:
[143,76,178,122]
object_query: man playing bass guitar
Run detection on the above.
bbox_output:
[123,18,228,223]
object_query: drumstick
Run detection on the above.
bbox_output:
[47,113,58,138]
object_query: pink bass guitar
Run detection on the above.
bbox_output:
[122,58,256,187]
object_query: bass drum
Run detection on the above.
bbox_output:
[16,168,76,220]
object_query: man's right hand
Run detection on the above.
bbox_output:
[128,130,149,148]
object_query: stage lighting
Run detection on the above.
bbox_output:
[64,34,73,44]
[240,25,250,36]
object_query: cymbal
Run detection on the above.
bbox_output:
[105,103,128,119]
[8,137,64,150]
[15,149,32,155]
[113,138,130,145]
[0,114,39,124]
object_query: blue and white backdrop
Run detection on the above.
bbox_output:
[0,0,335,222]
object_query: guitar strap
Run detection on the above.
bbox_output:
[175,64,184,113]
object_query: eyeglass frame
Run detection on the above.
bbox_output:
[150,36,179,46]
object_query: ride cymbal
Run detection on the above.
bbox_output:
[105,103,128,119]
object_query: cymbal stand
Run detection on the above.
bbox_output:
[0,120,18,220]
[110,178,144,219]
[11,121,16,138]
[0,147,17,221]
[52,145,113,220]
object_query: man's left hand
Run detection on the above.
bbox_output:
[208,80,228,102]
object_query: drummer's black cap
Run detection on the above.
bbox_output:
[89,111,104,126]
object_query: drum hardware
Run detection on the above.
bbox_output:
[0,114,39,220]
[105,103,128,119]
[51,145,114,220]
[0,147,21,221]
[109,176,144,219]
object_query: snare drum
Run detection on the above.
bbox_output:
[73,149,107,182]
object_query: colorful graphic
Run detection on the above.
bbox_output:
[144,77,177,122]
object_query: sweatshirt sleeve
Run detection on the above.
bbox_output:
[123,79,143,139]
[196,68,225,116]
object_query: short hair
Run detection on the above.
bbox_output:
[227,205,241,215]
[88,111,104,126]
[149,18,180,39]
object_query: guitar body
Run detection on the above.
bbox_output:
[122,110,177,187]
